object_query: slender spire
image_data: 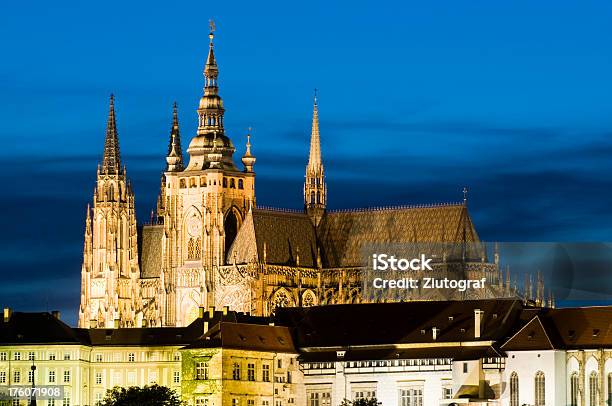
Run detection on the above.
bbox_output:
[304,90,327,224]
[102,94,122,175]
[166,102,184,171]
[307,89,322,172]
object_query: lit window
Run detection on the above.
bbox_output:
[535,371,545,406]
[232,362,241,380]
[510,372,519,406]
[196,362,209,380]
[247,363,255,381]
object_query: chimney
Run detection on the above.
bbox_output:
[223,306,229,316]
[114,319,120,329]
[208,306,215,319]
[432,327,440,341]
[474,309,484,339]
[203,321,209,334]
[51,310,61,320]
[3,308,11,322]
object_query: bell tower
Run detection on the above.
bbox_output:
[157,22,256,326]
[79,95,141,328]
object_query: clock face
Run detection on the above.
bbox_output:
[186,214,202,236]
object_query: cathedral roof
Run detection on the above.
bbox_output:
[227,208,318,267]
[227,204,481,268]
[139,224,164,278]
[318,203,480,268]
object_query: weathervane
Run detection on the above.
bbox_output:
[463,187,468,204]
[209,19,216,34]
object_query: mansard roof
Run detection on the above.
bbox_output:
[139,224,164,278]
[183,322,296,353]
[275,299,524,349]
[501,306,612,351]
[0,312,83,345]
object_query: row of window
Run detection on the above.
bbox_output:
[195,359,290,382]
[4,397,71,406]
[0,352,71,361]
[93,352,180,362]
[92,370,180,385]
[570,371,612,406]
[509,371,545,406]
[179,177,245,189]
[305,358,455,370]
[0,369,71,384]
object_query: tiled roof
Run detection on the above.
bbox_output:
[228,208,318,267]
[228,204,481,268]
[184,322,296,353]
[139,224,164,278]
[502,306,612,350]
[319,204,480,268]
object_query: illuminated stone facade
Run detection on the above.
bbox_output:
[78,26,527,329]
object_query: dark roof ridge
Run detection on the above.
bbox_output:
[327,202,465,213]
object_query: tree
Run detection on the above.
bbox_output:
[339,398,381,406]
[100,384,185,406]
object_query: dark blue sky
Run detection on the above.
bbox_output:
[2,1,612,325]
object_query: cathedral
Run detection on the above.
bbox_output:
[78,27,528,329]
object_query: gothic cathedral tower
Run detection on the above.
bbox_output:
[304,93,326,226]
[156,26,256,326]
[79,96,141,328]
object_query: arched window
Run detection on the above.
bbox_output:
[223,178,228,188]
[510,372,519,406]
[570,372,579,406]
[230,179,235,189]
[535,371,545,406]
[238,179,244,189]
[310,191,315,204]
[187,238,195,260]
[224,210,240,259]
[316,192,321,204]
[590,371,599,406]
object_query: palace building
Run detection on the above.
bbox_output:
[78,26,531,330]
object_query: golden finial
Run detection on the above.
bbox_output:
[209,19,216,42]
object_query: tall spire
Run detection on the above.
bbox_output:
[166,102,184,171]
[196,18,224,135]
[101,94,122,175]
[304,90,327,225]
[307,89,322,172]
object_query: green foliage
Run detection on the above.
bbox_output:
[100,384,185,406]
[339,398,381,406]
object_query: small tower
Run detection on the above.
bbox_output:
[166,102,184,172]
[304,90,327,226]
[242,128,256,172]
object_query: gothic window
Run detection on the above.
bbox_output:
[230,178,235,188]
[310,191,315,204]
[589,371,598,406]
[534,371,545,406]
[271,290,293,314]
[510,372,519,406]
[223,178,228,188]
[302,291,316,307]
[317,192,321,204]
[570,372,578,406]
[224,209,240,259]
[238,179,244,189]
[195,238,201,258]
